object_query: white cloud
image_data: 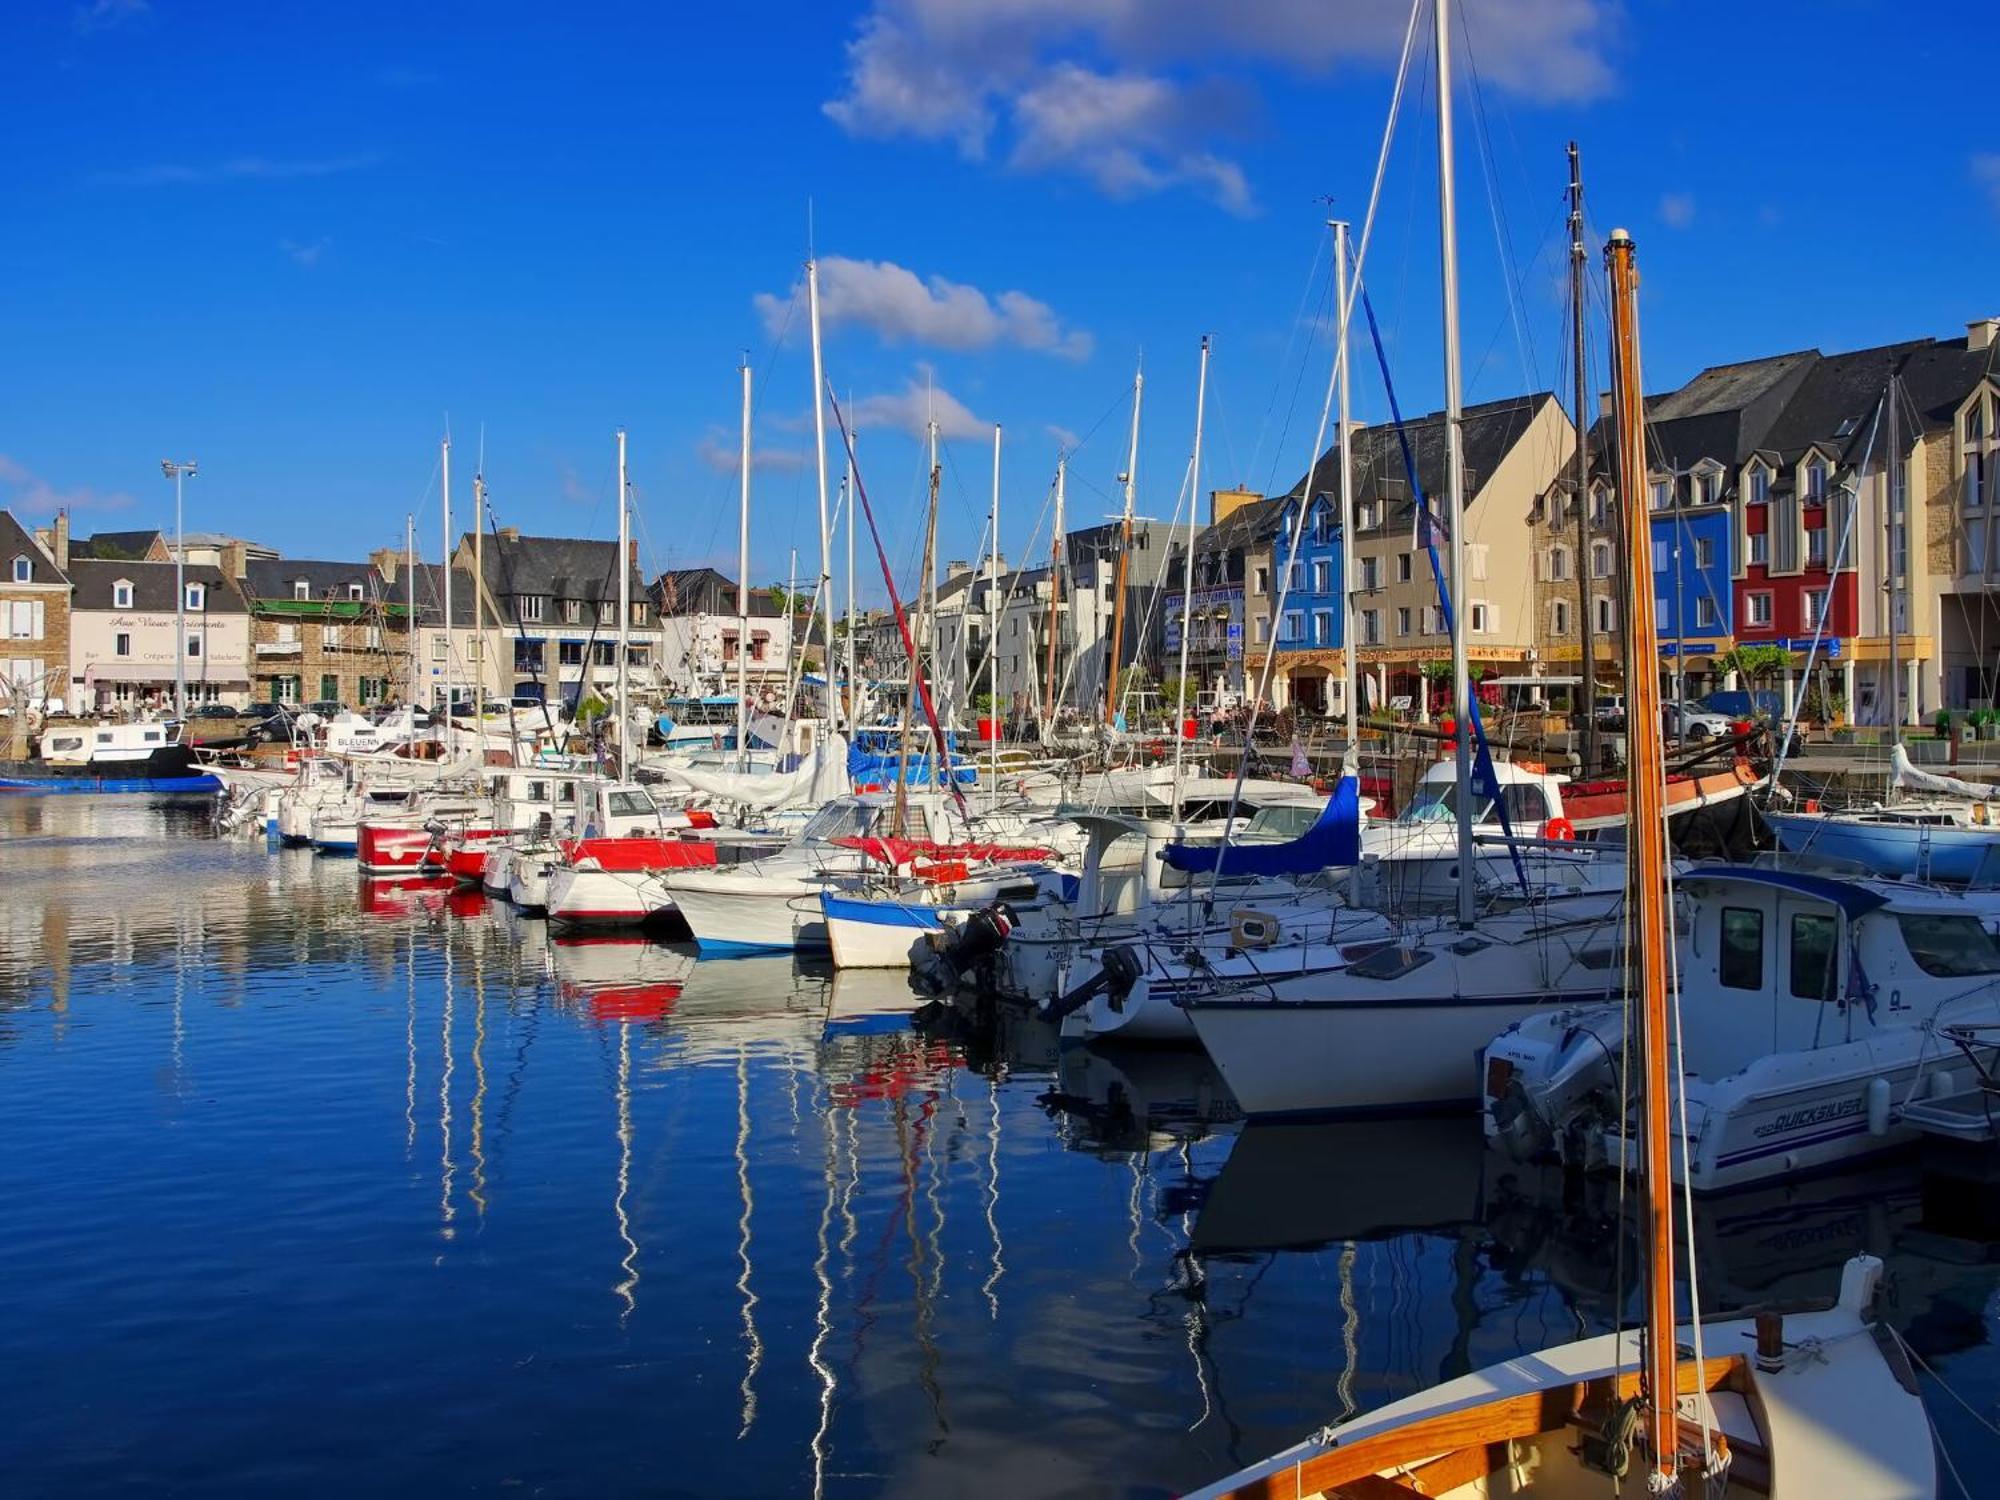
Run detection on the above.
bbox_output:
[753,255,1091,359]
[824,1,1617,210]
[850,371,992,442]
[0,455,136,515]
[1975,153,2000,218]
[279,236,329,268]
[695,429,810,475]
[1046,423,1081,451]
[1658,192,1696,230]
[94,154,381,188]
[74,0,148,34]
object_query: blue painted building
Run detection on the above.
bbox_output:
[1651,501,1734,668]
[1272,493,1345,652]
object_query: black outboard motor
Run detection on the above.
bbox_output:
[1039,944,1144,1023]
[913,903,1015,996]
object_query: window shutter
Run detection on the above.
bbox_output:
[32,600,44,640]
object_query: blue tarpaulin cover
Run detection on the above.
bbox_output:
[1162,773,1362,876]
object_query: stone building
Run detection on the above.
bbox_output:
[3,510,72,713]
[241,557,411,708]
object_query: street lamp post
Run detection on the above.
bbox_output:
[161,460,198,719]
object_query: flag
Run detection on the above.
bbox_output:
[1290,736,1311,779]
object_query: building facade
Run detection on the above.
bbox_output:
[67,557,252,710]
[242,558,411,708]
[3,511,72,713]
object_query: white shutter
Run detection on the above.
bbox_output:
[31,600,44,640]
[1536,549,1549,582]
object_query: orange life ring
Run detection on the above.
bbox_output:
[1543,816,1576,842]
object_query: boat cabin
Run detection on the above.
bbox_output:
[1397,759,1568,831]
[39,721,182,765]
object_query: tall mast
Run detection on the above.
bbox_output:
[738,359,753,764]
[1435,0,1475,929]
[1171,336,1211,823]
[1607,224,1681,1488]
[806,257,837,734]
[1046,454,1066,727]
[473,471,486,707]
[1105,362,1144,724]
[1569,141,1600,770]
[988,423,1002,811]
[1333,221,1359,756]
[405,513,417,704]
[441,434,454,758]
[1887,375,1902,735]
[845,430,857,728]
[615,428,631,782]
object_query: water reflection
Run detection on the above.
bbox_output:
[1,799,1997,1497]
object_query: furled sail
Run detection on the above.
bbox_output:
[1161,773,1361,876]
[1890,742,2000,802]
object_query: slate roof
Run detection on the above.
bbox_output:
[655,567,781,618]
[383,563,476,627]
[2,511,66,584]
[463,532,648,609]
[1893,334,1999,437]
[1752,340,1931,468]
[68,558,248,612]
[1283,392,1557,534]
[244,558,387,603]
[71,528,165,561]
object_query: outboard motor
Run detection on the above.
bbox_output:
[1040,944,1144,1023]
[914,903,1015,997]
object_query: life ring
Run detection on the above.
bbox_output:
[1543,816,1576,842]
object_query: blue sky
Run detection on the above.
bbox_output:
[4,0,1995,601]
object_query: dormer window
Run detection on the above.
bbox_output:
[564,598,581,624]
[294,579,310,601]
[10,556,27,584]
[1650,476,1671,511]
[1747,466,1769,505]
[1356,500,1377,531]
[185,582,204,611]
[1691,464,1722,506]
[113,579,133,609]
[1804,460,1828,503]
[348,583,364,601]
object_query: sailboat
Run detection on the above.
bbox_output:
[1185,87,1936,1484]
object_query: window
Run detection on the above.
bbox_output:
[1749,531,1769,567]
[1748,467,1769,506]
[274,675,300,703]
[1695,537,1715,570]
[1696,597,1720,630]
[294,579,310,601]
[1396,606,1412,637]
[349,583,365,602]
[1357,501,1377,530]
[1252,566,1269,595]
[1287,561,1305,592]
[1425,605,1447,636]
[1396,553,1413,583]
[1547,546,1569,582]
[1282,610,1304,644]
[1468,544,1488,582]
[320,675,338,702]
[1650,477,1671,511]
[1550,599,1570,635]
[115,632,131,657]
[1253,615,1270,643]
[593,640,616,666]
[186,633,202,659]
[275,622,299,645]
[1896,913,2000,977]
[1803,590,1829,630]
[431,636,448,661]
[365,626,383,649]
[1693,470,1719,506]
[1806,528,1828,568]
[6,600,43,639]
[1317,559,1336,593]
[1746,593,1773,627]
[1469,602,1491,634]
[632,602,648,626]
[1594,596,1617,633]
[323,623,344,649]
[359,677,384,705]
[1591,542,1612,579]
[1359,609,1381,645]
[1789,913,1839,1001]
[9,556,26,584]
[1359,556,1379,592]
[1720,907,1764,990]
[1312,610,1333,646]
[1772,488,1800,572]
[599,601,616,625]
[1590,487,1611,526]
[520,595,544,623]
[1805,461,1827,503]
[558,639,585,667]
[113,580,133,608]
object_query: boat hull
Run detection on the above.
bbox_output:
[821,891,970,970]
[1765,809,2000,882]
[0,743,219,796]
[667,871,832,954]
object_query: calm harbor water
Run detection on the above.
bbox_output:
[3,798,1999,1497]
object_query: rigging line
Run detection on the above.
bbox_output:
[1259,249,1337,499]
[1454,0,1546,397]
[1249,220,1334,494]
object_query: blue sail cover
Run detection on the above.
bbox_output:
[1162,773,1362,877]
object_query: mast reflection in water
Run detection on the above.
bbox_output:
[0,799,1995,1496]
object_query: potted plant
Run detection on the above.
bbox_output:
[973,691,1001,743]
[1934,708,1955,741]
[1159,675,1200,740]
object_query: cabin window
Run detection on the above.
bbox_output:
[51,735,82,752]
[1346,944,1435,981]
[605,789,656,817]
[1896,914,2000,977]
[142,730,161,742]
[1720,907,1764,990]
[1789,912,1839,1001]
[527,781,548,803]
[96,731,114,743]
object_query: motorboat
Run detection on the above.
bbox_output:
[0,720,221,795]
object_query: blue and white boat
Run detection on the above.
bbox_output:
[0,721,221,795]
[1765,743,2000,882]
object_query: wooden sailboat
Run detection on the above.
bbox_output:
[1185,208,1935,1500]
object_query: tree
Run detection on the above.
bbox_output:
[767,583,811,616]
[1158,675,1199,712]
[1715,643,1789,686]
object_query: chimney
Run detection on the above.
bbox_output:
[629,539,639,571]
[53,509,69,572]
[1970,317,1999,353]
[220,539,247,579]
[946,559,972,580]
[369,546,399,584]
[1210,487,1262,525]
[497,526,521,542]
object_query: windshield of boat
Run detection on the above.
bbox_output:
[801,800,876,843]
[1397,781,1553,828]
[1896,913,2000,978]
[604,789,656,818]
[1240,804,1321,841]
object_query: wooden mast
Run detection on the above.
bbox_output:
[1606,224,1681,1484]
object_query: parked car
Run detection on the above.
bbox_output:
[189,703,241,721]
[1592,693,1627,729]
[242,702,301,743]
[1693,690,1799,753]
[1662,701,1733,742]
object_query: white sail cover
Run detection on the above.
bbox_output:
[653,732,851,811]
[1891,742,2000,802]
